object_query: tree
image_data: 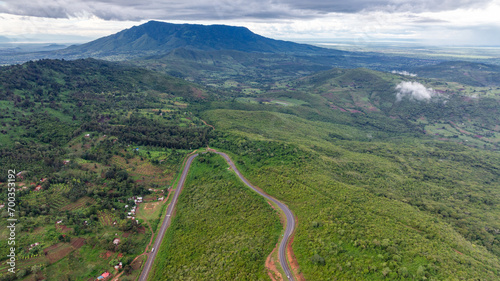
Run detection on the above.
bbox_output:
[116,170,128,182]
[310,254,325,265]
[31,265,41,275]
[105,169,116,179]
[417,265,426,278]
[16,269,27,279]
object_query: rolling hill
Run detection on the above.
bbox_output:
[413,61,500,87]
[2,19,500,281]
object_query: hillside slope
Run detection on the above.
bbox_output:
[412,61,500,87]
[58,21,328,58]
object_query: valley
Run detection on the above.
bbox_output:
[0,20,499,281]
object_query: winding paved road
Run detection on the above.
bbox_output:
[138,150,297,281]
[213,151,296,281]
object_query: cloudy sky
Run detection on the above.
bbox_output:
[0,0,499,45]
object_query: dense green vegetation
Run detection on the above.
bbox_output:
[150,153,281,280]
[0,59,213,170]
[0,59,214,280]
[1,38,500,280]
[205,108,500,280]
[413,61,500,87]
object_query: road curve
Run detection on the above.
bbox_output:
[139,150,297,281]
[213,151,296,281]
[138,153,198,281]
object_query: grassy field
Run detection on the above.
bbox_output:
[150,153,282,280]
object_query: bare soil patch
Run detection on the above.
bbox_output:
[265,244,283,281]
[44,243,74,263]
[70,238,86,249]
[100,251,113,259]
[56,224,72,233]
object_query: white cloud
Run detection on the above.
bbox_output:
[391,70,417,76]
[0,1,499,45]
[395,81,437,102]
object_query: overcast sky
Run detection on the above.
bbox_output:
[0,0,499,45]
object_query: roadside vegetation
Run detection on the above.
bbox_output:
[150,153,281,280]
[1,55,500,280]
[0,59,213,280]
[206,109,500,280]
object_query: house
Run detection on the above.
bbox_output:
[16,171,25,179]
[114,261,123,270]
[96,271,110,280]
[158,197,164,201]
[113,238,120,245]
[85,134,90,137]
[56,220,63,224]
[28,242,40,250]
[0,205,4,209]
[35,185,42,191]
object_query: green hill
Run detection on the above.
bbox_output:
[204,108,500,280]
[0,58,213,168]
[413,61,500,86]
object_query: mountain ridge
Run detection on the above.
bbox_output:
[58,20,329,58]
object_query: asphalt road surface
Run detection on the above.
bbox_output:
[138,150,296,281]
[214,151,296,281]
[138,153,198,281]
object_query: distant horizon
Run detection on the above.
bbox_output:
[1,0,500,47]
[2,33,500,49]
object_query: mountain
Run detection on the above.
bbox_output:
[0,21,439,74]
[58,20,329,59]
